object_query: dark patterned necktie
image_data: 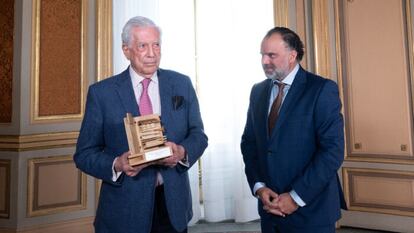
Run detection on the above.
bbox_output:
[268,82,286,133]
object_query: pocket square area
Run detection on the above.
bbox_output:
[172,96,184,110]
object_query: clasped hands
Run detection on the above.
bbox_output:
[256,187,299,217]
[114,141,185,177]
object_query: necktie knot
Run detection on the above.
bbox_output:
[276,81,285,90]
[139,78,153,115]
[141,78,151,89]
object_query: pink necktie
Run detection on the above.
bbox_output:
[139,79,153,115]
[139,78,162,186]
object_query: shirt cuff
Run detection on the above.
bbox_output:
[178,153,190,167]
[289,190,306,207]
[253,182,266,197]
[112,157,122,182]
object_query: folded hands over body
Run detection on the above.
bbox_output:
[256,187,299,217]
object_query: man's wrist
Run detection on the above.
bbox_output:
[112,157,123,182]
[177,145,190,167]
[253,182,266,197]
[289,190,306,207]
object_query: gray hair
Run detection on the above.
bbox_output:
[121,16,162,46]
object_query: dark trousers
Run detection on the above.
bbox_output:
[261,218,335,233]
[151,185,187,233]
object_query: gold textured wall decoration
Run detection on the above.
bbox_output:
[27,155,86,217]
[31,0,88,123]
[0,159,11,219]
[0,0,14,123]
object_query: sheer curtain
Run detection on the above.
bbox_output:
[112,0,273,224]
[196,0,273,222]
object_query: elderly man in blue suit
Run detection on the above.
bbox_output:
[241,27,346,233]
[74,16,208,233]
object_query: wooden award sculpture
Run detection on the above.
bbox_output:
[124,113,172,166]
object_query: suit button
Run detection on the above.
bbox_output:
[267,151,272,156]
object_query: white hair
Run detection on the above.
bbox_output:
[121,16,162,46]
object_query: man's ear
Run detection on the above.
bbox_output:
[122,44,130,60]
[289,50,298,63]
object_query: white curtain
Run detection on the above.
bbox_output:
[112,0,273,224]
[196,0,273,222]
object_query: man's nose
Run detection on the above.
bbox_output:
[147,46,155,57]
[262,56,271,64]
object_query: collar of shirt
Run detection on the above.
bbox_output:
[129,66,159,87]
[129,66,161,115]
[268,64,300,113]
[274,63,299,86]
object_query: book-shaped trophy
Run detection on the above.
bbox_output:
[124,113,172,166]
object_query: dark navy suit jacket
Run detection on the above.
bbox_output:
[74,68,208,233]
[241,67,346,227]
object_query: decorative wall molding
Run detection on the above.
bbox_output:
[96,0,113,81]
[0,132,78,151]
[0,216,94,233]
[95,179,101,209]
[27,155,86,217]
[0,159,11,219]
[335,0,414,164]
[343,167,414,217]
[311,0,331,78]
[30,0,88,123]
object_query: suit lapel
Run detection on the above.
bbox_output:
[158,69,174,124]
[115,68,139,116]
[270,67,307,139]
[254,79,274,140]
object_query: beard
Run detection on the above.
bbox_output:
[263,64,287,81]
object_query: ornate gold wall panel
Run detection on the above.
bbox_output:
[0,0,14,123]
[343,167,414,217]
[336,0,414,164]
[96,0,113,81]
[311,0,331,78]
[0,160,11,219]
[31,0,88,122]
[0,132,78,151]
[27,155,86,217]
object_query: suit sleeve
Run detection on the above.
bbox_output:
[240,85,262,194]
[177,80,208,172]
[73,86,120,184]
[291,80,344,204]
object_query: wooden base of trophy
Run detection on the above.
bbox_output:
[124,113,172,166]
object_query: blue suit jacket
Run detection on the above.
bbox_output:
[74,68,208,233]
[241,67,346,227]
